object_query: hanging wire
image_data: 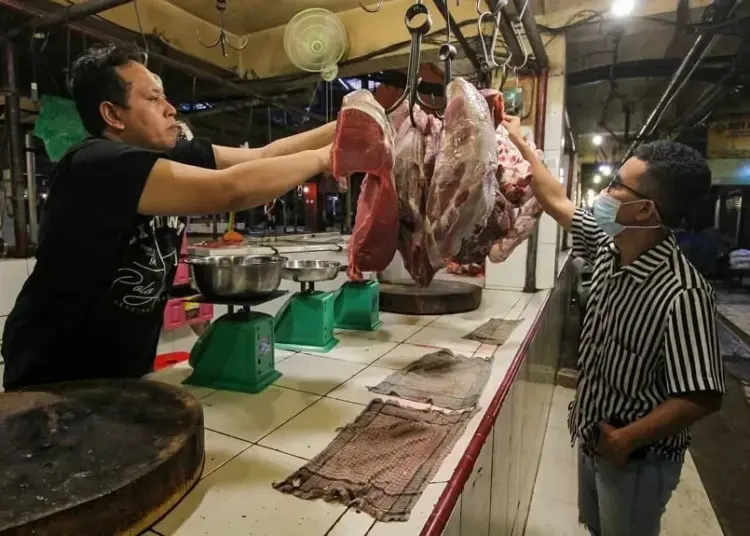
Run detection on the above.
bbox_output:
[133,0,150,66]
[198,0,249,57]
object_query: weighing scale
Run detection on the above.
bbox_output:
[274,260,342,352]
[184,290,287,394]
[334,280,382,331]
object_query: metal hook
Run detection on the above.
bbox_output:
[359,0,382,13]
[476,0,508,70]
[198,0,248,57]
[385,1,433,127]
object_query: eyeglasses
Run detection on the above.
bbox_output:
[607,175,663,217]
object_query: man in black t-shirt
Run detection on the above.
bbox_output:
[1,44,335,390]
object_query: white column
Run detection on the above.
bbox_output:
[536,38,567,290]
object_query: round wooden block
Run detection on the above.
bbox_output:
[0,379,204,536]
[379,280,483,315]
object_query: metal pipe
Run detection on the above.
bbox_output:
[3,42,28,257]
[25,133,39,245]
[0,0,327,124]
[671,70,736,139]
[431,0,483,73]
[0,0,134,45]
[622,0,738,162]
[511,0,548,67]
[524,68,548,293]
[564,108,576,154]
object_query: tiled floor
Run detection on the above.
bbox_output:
[525,387,724,536]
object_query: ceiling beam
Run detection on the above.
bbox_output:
[536,0,713,28]
[568,55,738,86]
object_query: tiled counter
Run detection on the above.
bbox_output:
[143,260,572,536]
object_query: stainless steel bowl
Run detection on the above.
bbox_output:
[281,260,341,283]
[185,255,286,300]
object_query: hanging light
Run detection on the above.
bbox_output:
[599,164,612,175]
[612,0,635,17]
[592,174,602,185]
[592,134,604,146]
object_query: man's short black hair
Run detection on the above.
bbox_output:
[68,44,143,136]
[632,140,712,228]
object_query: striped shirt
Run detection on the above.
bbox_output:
[568,208,726,462]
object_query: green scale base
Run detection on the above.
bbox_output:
[274,290,339,352]
[185,310,281,394]
[334,280,382,331]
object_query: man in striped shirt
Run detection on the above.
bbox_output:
[503,117,725,536]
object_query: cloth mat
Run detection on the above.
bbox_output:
[368,349,491,410]
[273,399,477,522]
[462,318,522,345]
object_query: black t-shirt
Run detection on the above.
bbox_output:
[1,137,216,390]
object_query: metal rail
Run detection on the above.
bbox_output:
[431,0,482,74]
[510,0,548,67]
[2,42,29,256]
[622,0,739,162]
[0,0,134,45]
[0,0,328,124]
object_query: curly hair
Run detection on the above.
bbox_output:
[68,44,143,136]
[632,141,712,228]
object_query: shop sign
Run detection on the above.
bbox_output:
[708,117,750,158]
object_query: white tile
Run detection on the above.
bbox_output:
[260,397,364,460]
[306,333,397,365]
[531,442,578,504]
[146,362,216,400]
[474,343,497,358]
[372,343,434,370]
[327,508,375,536]
[429,290,521,332]
[536,244,558,290]
[201,386,320,443]
[430,410,484,483]
[662,463,723,536]
[275,353,366,396]
[485,246,527,290]
[337,323,424,343]
[326,365,432,410]
[406,326,480,356]
[156,330,175,357]
[367,482,446,535]
[203,430,251,477]
[0,315,6,362]
[0,259,28,316]
[25,257,36,275]
[379,312,439,326]
[155,445,346,536]
[538,212,560,245]
[525,496,588,536]
[540,426,577,467]
[275,349,297,363]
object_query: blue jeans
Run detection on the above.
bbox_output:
[578,446,682,536]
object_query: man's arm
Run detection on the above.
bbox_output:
[137,145,330,216]
[212,122,336,169]
[502,116,575,231]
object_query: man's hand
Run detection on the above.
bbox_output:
[596,422,634,468]
[501,115,525,147]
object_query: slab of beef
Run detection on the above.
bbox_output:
[495,124,533,204]
[480,88,505,128]
[390,102,443,287]
[453,190,515,265]
[424,78,498,268]
[489,196,544,262]
[332,90,398,280]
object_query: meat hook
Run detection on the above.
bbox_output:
[385,1,437,127]
[359,0,383,13]
[198,0,249,57]
[476,0,508,70]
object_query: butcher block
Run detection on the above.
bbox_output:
[0,379,204,536]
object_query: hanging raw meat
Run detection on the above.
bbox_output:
[390,102,443,287]
[424,78,498,268]
[332,90,398,280]
[480,88,505,128]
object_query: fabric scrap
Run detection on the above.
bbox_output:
[368,349,491,410]
[462,318,522,345]
[273,399,477,522]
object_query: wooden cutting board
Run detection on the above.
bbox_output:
[0,379,204,536]
[379,280,482,315]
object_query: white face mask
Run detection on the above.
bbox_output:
[592,194,661,237]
